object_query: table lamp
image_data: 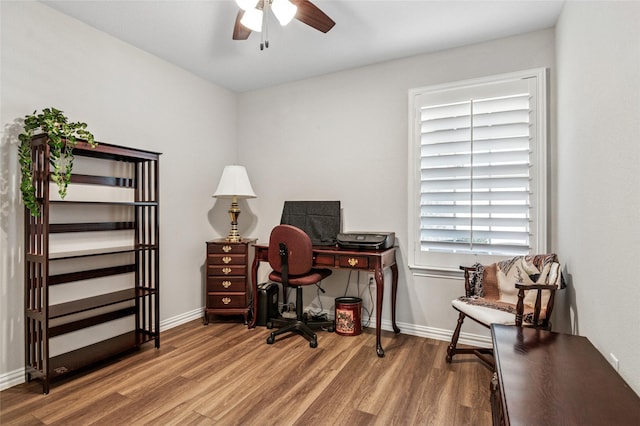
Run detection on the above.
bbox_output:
[213,165,256,242]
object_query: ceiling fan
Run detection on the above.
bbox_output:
[232,0,336,50]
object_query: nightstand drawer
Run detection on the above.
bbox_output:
[207,277,245,292]
[207,265,247,276]
[207,254,247,266]
[208,243,248,255]
[207,293,246,309]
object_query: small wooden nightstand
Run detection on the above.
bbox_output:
[204,239,255,325]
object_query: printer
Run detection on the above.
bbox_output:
[337,232,395,250]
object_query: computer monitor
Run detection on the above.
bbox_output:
[280,201,341,246]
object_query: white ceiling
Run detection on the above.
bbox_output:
[42,0,565,93]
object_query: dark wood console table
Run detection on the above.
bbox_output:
[251,244,399,357]
[491,324,640,425]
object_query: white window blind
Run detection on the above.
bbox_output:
[408,69,547,270]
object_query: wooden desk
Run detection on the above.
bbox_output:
[491,324,640,425]
[251,244,400,357]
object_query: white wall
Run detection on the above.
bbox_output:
[0,1,236,386]
[555,1,640,395]
[2,0,638,399]
[237,29,556,340]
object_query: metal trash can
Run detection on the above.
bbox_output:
[334,297,362,336]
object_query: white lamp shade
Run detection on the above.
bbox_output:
[235,0,258,11]
[272,0,298,26]
[240,7,263,32]
[213,165,256,199]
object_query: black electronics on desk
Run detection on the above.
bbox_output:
[280,200,341,246]
[337,232,395,250]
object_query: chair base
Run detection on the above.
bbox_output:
[266,315,334,348]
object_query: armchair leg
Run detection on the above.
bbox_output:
[446,311,466,363]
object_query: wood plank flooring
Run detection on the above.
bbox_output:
[0,320,492,425]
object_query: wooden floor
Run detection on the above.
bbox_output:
[1,320,492,425]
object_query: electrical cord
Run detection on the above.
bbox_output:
[340,271,374,328]
[308,282,325,317]
[360,277,374,328]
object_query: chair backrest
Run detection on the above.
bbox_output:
[462,254,562,328]
[496,254,561,306]
[268,225,314,276]
[468,254,561,307]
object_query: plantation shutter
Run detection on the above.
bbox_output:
[417,78,535,256]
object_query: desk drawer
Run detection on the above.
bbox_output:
[207,243,247,255]
[314,253,336,268]
[207,277,245,292]
[338,255,369,269]
[208,254,246,266]
[207,293,246,308]
[207,265,247,276]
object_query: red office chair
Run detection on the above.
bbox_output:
[266,225,334,348]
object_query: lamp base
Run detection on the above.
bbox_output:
[225,234,242,243]
[226,198,242,243]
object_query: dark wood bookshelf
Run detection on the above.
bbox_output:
[24,135,161,393]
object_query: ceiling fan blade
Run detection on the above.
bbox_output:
[232,10,252,40]
[291,0,335,33]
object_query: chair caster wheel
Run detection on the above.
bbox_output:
[266,322,273,329]
[327,325,335,333]
[309,340,318,348]
[266,335,275,344]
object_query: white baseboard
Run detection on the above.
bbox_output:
[284,307,492,348]
[0,367,26,392]
[367,318,492,349]
[0,308,490,392]
[159,307,204,331]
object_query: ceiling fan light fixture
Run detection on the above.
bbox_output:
[271,0,297,26]
[240,7,263,32]
[234,0,258,11]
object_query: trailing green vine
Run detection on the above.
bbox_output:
[18,108,97,216]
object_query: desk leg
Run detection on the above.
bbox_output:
[391,263,400,334]
[375,268,385,357]
[249,253,259,329]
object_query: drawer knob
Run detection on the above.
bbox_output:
[222,267,232,274]
[222,245,232,253]
[348,258,359,267]
[222,297,232,305]
[222,256,232,264]
[222,280,232,289]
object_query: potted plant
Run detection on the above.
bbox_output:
[18,107,97,216]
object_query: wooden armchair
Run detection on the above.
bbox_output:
[446,254,563,367]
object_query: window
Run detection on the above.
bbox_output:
[408,69,548,271]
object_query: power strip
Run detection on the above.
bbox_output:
[282,311,297,319]
[281,302,296,319]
